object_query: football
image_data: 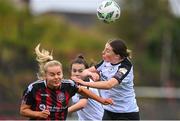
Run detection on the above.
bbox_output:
[97,0,121,23]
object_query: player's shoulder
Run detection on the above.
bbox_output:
[27,80,45,91]
[117,58,133,75]
[121,57,132,68]
[62,79,76,86]
[95,60,104,68]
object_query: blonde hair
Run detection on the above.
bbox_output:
[35,44,62,80]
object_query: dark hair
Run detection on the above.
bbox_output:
[71,54,89,69]
[108,39,130,58]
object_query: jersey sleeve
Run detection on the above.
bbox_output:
[61,80,79,97]
[94,60,104,69]
[21,85,34,106]
[113,59,132,83]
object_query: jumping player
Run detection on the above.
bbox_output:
[19,44,113,120]
[72,39,140,120]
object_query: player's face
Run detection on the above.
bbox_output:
[45,65,63,89]
[102,43,117,62]
[71,63,85,79]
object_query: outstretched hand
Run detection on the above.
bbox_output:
[82,70,100,81]
[89,72,100,81]
[102,98,113,105]
[71,76,85,85]
[37,109,50,119]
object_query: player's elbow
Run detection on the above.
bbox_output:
[104,79,119,89]
[105,84,113,89]
[105,81,115,89]
[20,108,25,116]
[19,104,30,117]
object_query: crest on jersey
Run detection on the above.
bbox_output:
[39,104,46,111]
[57,93,65,102]
[118,68,127,74]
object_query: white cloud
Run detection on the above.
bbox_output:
[30,0,104,15]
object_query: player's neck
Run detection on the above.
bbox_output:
[111,57,124,64]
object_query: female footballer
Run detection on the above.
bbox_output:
[19,44,113,120]
[72,39,140,120]
[68,54,104,120]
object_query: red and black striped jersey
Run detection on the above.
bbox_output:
[21,79,79,120]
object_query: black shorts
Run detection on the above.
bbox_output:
[103,109,140,120]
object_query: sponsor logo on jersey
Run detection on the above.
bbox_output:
[100,71,108,80]
[47,105,67,112]
[39,104,46,111]
[57,93,65,102]
[118,68,127,74]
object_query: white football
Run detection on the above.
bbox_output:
[97,0,121,23]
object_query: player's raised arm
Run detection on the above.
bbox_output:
[77,86,113,105]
